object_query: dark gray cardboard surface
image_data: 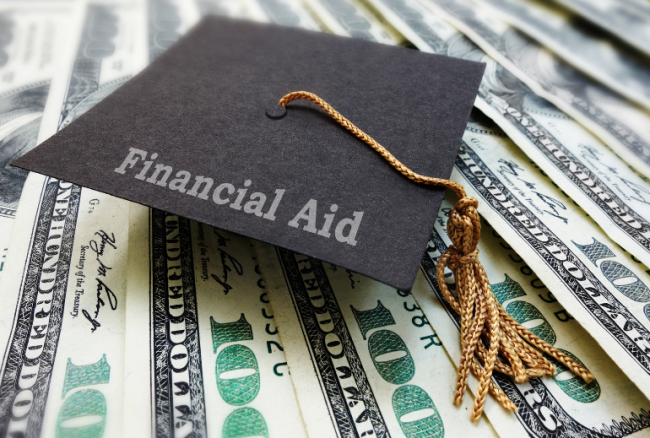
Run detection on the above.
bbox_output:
[13,16,485,291]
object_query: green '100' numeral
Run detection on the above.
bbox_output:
[211,314,269,437]
[393,385,444,438]
[351,301,444,437]
[351,301,395,340]
[368,330,414,384]
[56,355,111,438]
[211,314,253,352]
[216,345,261,406]
[223,407,269,438]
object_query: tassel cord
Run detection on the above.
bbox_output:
[276,91,595,421]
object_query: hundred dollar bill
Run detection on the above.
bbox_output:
[0,2,72,279]
[254,241,500,438]
[466,0,650,111]
[244,0,321,30]
[412,192,650,438]
[0,1,140,437]
[419,0,650,180]
[551,0,650,58]
[123,206,308,437]
[142,0,199,68]
[303,0,403,44]
[366,0,650,284]
[425,109,650,403]
[196,0,249,18]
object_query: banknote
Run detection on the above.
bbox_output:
[142,0,199,68]
[0,1,140,436]
[304,0,403,44]
[196,0,249,18]
[244,0,321,30]
[419,0,650,180]
[123,206,308,437]
[198,0,313,26]
[365,0,650,290]
[254,240,500,437]
[552,0,650,58]
[463,0,650,111]
[0,2,72,279]
[412,191,650,438]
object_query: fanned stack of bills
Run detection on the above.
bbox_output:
[0,0,649,436]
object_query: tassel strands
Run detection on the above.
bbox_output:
[435,195,595,420]
[275,91,595,421]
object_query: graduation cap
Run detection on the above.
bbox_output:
[12,16,483,292]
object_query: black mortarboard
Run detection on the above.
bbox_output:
[12,16,484,291]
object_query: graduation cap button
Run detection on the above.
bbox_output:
[266,105,286,119]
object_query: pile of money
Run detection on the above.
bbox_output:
[0,0,649,436]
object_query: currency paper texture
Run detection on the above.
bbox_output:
[139,0,200,68]
[465,0,650,111]
[244,0,321,30]
[303,0,403,44]
[419,0,650,180]
[0,0,140,436]
[199,0,321,27]
[0,2,72,280]
[551,0,650,57]
[197,0,248,18]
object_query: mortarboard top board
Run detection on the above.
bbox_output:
[12,16,485,291]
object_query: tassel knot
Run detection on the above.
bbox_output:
[446,247,479,271]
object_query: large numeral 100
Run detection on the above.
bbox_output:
[351,302,445,438]
[211,314,269,438]
[55,355,111,438]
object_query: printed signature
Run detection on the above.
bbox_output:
[210,229,244,294]
[83,230,118,332]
